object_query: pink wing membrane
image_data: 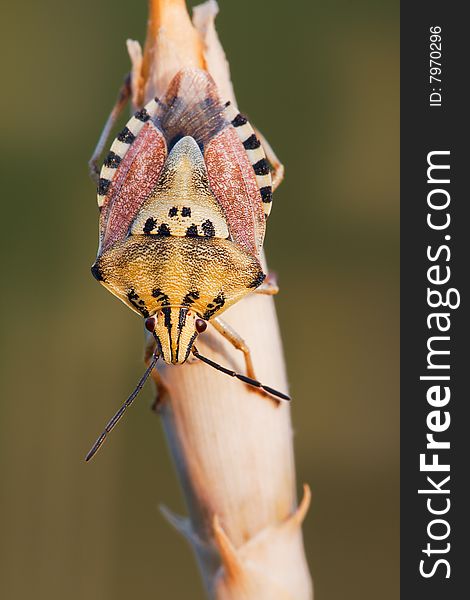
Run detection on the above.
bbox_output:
[205,127,265,256]
[156,68,227,148]
[99,122,167,252]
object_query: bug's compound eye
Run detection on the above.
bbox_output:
[195,319,207,334]
[145,317,156,332]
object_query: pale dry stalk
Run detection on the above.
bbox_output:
[127,1,313,598]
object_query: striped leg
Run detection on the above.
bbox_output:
[211,317,256,381]
[89,74,131,184]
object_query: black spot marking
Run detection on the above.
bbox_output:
[90,262,103,282]
[232,113,247,127]
[253,159,270,176]
[203,293,226,319]
[184,332,198,361]
[162,306,172,330]
[127,289,149,318]
[157,223,171,236]
[97,178,111,195]
[104,151,122,168]
[201,220,215,237]
[152,288,170,306]
[260,186,273,203]
[182,290,200,305]
[174,308,190,361]
[168,133,183,150]
[215,292,226,307]
[181,207,191,217]
[248,271,266,289]
[178,307,188,330]
[243,134,261,150]
[143,217,157,234]
[134,108,150,122]
[224,100,231,108]
[168,207,178,218]
[185,224,199,237]
[117,127,136,144]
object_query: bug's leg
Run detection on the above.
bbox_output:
[211,317,256,381]
[144,332,157,363]
[255,272,279,296]
[89,74,132,183]
[150,369,169,413]
[254,128,284,192]
[144,334,168,412]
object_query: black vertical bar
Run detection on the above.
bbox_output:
[401,3,467,598]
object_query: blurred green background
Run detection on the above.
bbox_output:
[0,0,398,598]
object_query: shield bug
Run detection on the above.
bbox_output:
[87,68,287,461]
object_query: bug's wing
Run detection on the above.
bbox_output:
[222,104,273,215]
[156,69,271,257]
[155,68,228,149]
[204,120,267,257]
[97,100,168,253]
[204,98,274,258]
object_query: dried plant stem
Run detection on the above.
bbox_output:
[128,1,313,598]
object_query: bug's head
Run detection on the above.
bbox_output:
[145,307,207,365]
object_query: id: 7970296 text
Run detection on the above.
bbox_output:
[429,26,442,107]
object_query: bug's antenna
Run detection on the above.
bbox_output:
[191,346,290,402]
[85,352,159,462]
